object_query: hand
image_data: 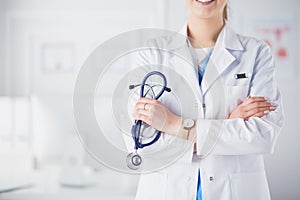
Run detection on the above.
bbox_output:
[229,96,277,121]
[133,98,182,135]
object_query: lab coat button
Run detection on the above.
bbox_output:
[209,176,214,181]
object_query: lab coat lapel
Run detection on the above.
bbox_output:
[164,23,200,99]
[201,46,235,95]
[201,24,244,95]
[167,23,244,99]
[169,41,202,100]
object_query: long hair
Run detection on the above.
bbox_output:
[223,4,228,21]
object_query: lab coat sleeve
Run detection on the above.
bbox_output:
[196,42,284,156]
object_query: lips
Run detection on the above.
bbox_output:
[195,0,215,6]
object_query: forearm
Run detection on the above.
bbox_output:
[168,109,282,156]
[195,112,283,156]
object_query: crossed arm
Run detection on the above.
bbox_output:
[133,96,277,141]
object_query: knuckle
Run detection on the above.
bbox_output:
[258,113,264,117]
[241,113,246,118]
[147,118,153,124]
[153,99,160,104]
[138,103,143,108]
[240,105,246,111]
[136,108,141,113]
[142,116,147,123]
[257,111,264,115]
[150,105,157,111]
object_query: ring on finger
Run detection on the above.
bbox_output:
[143,103,148,110]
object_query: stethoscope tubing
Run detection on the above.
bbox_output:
[132,71,167,150]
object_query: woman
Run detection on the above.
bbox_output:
[132,0,284,199]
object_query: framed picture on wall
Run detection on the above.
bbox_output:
[40,42,76,74]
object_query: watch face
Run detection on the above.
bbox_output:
[183,119,195,129]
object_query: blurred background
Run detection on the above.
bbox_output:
[0,0,299,199]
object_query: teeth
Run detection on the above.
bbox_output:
[197,0,212,2]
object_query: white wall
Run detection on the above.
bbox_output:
[1,0,165,96]
[0,1,7,95]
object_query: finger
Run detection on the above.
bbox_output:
[134,108,150,118]
[134,102,153,113]
[247,102,277,112]
[269,103,278,111]
[248,110,270,120]
[253,110,269,117]
[137,97,158,104]
[245,102,272,111]
[270,106,277,111]
[247,96,268,102]
[241,96,267,107]
[244,110,269,121]
[134,98,162,112]
[243,96,275,109]
[135,102,148,110]
[245,107,270,118]
[133,113,152,125]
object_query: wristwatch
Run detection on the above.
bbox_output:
[182,118,195,139]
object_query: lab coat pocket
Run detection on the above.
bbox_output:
[135,172,167,200]
[230,172,271,200]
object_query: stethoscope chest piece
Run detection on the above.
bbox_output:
[126,152,142,170]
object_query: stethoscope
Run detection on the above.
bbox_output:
[126,71,171,170]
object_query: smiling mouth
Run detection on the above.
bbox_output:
[195,0,215,6]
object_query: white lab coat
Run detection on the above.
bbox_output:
[126,23,284,200]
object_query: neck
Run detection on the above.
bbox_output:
[187,15,224,48]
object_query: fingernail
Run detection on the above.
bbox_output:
[247,96,251,99]
[270,106,276,110]
[264,110,270,114]
[271,103,278,107]
[264,97,269,101]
